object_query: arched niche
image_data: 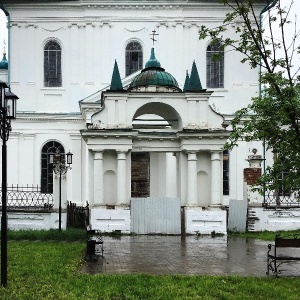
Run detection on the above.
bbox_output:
[197,171,210,207]
[103,170,117,205]
[132,102,182,130]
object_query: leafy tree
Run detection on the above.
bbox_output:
[199,0,300,196]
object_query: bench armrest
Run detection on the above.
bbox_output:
[267,243,274,252]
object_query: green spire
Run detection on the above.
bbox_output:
[183,70,190,92]
[145,48,161,69]
[186,61,203,92]
[110,60,123,91]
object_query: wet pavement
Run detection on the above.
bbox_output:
[82,235,300,277]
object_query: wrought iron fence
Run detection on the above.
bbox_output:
[0,185,54,210]
[264,190,300,208]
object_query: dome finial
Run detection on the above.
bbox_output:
[150,30,159,46]
[145,30,161,69]
[145,48,161,69]
[3,39,6,55]
[0,40,8,70]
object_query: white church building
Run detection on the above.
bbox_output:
[1,0,299,234]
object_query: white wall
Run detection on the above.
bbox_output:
[1,0,264,210]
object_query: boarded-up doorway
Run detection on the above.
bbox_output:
[131,152,150,197]
[131,197,181,234]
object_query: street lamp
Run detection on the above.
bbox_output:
[0,79,19,287]
[50,149,73,232]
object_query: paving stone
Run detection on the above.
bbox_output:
[82,235,300,277]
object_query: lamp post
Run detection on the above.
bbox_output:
[50,149,73,232]
[0,80,19,287]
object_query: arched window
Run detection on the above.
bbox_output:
[41,141,65,193]
[44,40,62,87]
[125,41,143,76]
[206,41,224,88]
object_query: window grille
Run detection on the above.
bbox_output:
[44,40,62,87]
[206,42,224,88]
[125,41,143,76]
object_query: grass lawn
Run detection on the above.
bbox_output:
[229,230,300,241]
[0,230,299,299]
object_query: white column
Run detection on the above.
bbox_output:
[187,152,198,206]
[93,151,104,205]
[117,151,127,205]
[211,151,222,205]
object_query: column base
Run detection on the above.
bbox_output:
[209,204,225,210]
[185,207,227,235]
[90,206,130,233]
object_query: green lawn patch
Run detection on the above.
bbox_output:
[229,230,300,241]
[8,228,86,241]
[0,241,299,299]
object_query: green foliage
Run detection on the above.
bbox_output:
[1,241,300,299]
[199,0,300,194]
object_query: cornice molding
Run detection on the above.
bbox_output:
[15,113,84,123]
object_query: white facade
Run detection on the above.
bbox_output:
[0,0,268,233]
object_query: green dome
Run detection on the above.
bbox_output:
[128,48,180,91]
[0,53,8,70]
[129,69,179,89]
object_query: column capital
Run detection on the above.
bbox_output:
[210,151,222,161]
[94,151,103,160]
[186,151,197,161]
[116,150,127,160]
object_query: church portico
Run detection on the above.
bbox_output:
[82,129,229,234]
[80,47,229,234]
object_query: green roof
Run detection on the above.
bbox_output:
[186,61,204,92]
[128,48,180,91]
[110,60,123,91]
[129,69,179,89]
[183,70,190,92]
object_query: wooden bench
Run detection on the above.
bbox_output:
[267,235,300,276]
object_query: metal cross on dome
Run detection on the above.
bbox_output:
[150,30,159,45]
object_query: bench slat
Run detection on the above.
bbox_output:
[275,238,300,248]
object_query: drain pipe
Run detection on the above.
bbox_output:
[259,0,278,204]
[0,3,10,85]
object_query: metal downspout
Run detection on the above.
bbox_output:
[259,0,277,204]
